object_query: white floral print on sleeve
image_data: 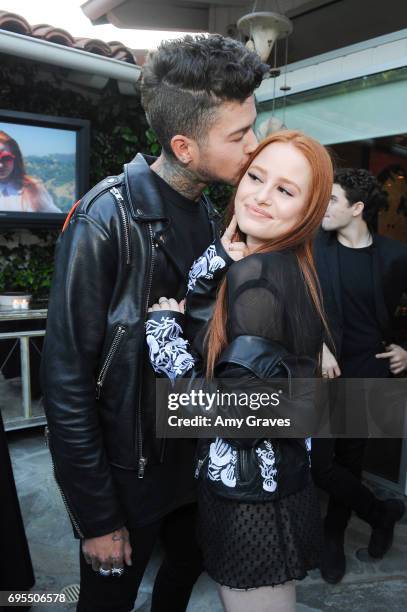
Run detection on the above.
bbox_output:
[187,243,227,293]
[256,440,278,493]
[207,437,238,488]
[146,315,195,382]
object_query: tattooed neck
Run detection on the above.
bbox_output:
[151,154,206,201]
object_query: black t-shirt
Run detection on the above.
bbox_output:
[338,242,389,377]
[153,171,213,278]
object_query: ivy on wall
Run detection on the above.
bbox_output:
[0,54,231,298]
[0,229,57,300]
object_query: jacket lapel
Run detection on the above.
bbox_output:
[124,154,219,280]
[124,154,167,221]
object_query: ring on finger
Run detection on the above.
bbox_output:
[111,567,124,577]
[99,567,112,577]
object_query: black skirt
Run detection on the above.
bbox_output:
[198,479,323,589]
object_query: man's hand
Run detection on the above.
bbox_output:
[322,343,341,378]
[376,343,407,375]
[221,215,248,262]
[148,297,185,314]
[82,527,132,575]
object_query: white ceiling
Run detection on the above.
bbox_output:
[81,0,407,63]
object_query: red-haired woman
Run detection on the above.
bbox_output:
[0,130,60,212]
[146,130,333,611]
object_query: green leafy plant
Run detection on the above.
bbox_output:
[0,231,58,298]
[145,127,161,156]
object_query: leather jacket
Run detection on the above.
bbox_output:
[146,240,320,503]
[41,154,219,538]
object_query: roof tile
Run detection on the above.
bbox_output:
[31,24,75,46]
[0,10,147,65]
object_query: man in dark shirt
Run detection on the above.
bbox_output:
[312,168,407,584]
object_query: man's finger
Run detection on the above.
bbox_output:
[168,298,179,311]
[83,553,93,565]
[375,352,392,359]
[91,556,101,572]
[390,361,404,371]
[124,543,133,566]
[110,556,124,571]
[333,365,342,377]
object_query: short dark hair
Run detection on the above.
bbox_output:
[140,34,268,156]
[334,168,388,229]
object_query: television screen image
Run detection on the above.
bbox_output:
[0,110,89,227]
[0,122,76,214]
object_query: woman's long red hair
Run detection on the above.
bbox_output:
[206,130,334,377]
[0,130,44,212]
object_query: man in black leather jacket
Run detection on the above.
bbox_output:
[41,35,267,612]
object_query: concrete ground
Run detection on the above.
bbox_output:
[7,428,407,612]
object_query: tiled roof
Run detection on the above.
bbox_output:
[0,10,148,65]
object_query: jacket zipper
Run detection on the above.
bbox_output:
[201,193,219,241]
[137,223,156,478]
[235,446,240,482]
[240,449,249,482]
[194,453,209,479]
[110,187,131,265]
[96,325,126,399]
[279,360,292,397]
[45,427,85,538]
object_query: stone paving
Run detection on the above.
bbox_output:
[7,428,407,612]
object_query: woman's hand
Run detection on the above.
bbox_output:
[221,215,248,262]
[321,342,341,378]
[148,297,185,314]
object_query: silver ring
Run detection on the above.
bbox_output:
[99,567,112,577]
[111,567,124,577]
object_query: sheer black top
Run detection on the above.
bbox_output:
[222,251,323,361]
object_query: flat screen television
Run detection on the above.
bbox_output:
[0,109,90,228]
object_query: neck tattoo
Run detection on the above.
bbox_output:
[152,156,206,201]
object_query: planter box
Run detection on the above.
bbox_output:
[0,292,32,310]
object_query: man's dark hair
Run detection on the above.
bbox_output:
[140,34,268,156]
[334,168,388,229]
